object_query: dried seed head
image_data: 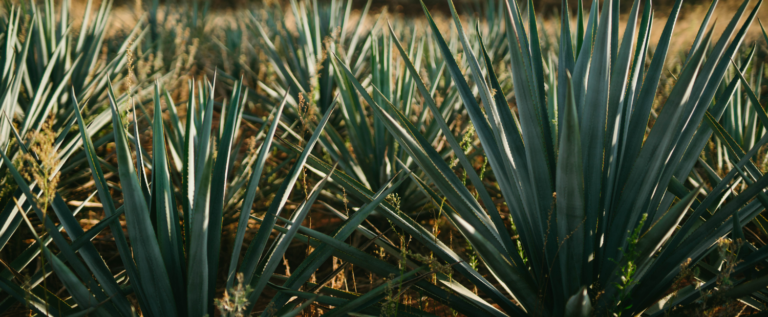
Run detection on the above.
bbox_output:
[20,121,60,212]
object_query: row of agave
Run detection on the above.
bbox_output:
[2,0,768,316]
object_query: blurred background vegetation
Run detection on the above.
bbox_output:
[77,0,768,55]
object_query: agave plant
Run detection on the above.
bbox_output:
[294,0,768,315]
[251,0,365,114]
[695,48,768,238]
[1,0,148,139]
[0,65,320,316]
[251,0,474,212]
[322,20,469,210]
[0,0,160,312]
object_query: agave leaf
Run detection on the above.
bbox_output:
[370,33,389,175]
[652,0,759,222]
[603,17,711,282]
[571,0,597,112]
[630,130,768,309]
[503,0,544,130]
[639,186,768,309]
[0,148,121,313]
[0,275,65,315]
[502,0,564,279]
[386,175,518,315]
[239,101,337,286]
[2,104,124,314]
[19,41,66,136]
[389,21,515,256]
[0,277,58,316]
[447,0,515,159]
[250,16,307,96]
[401,150,540,314]
[28,54,83,134]
[475,23,534,261]
[252,214,491,317]
[352,60,505,255]
[15,210,109,316]
[705,112,765,188]
[328,58,374,186]
[182,80,196,252]
[313,104,367,185]
[601,0,642,225]
[686,0,719,63]
[262,164,409,312]
[272,136,517,316]
[278,296,316,317]
[0,22,31,151]
[318,201,415,269]
[205,78,246,312]
[151,81,186,313]
[195,73,216,187]
[72,90,150,312]
[730,59,768,130]
[70,207,125,251]
[526,0,548,117]
[722,274,768,300]
[131,98,151,206]
[702,111,768,215]
[270,287,347,307]
[557,0,575,135]
[345,0,372,65]
[107,80,178,317]
[323,266,428,317]
[164,88,184,148]
[667,43,757,222]
[636,186,699,267]
[0,209,52,281]
[578,0,613,287]
[333,54,523,315]
[49,194,134,315]
[226,90,289,289]
[449,211,540,312]
[0,189,30,252]
[605,0,650,219]
[246,163,336,303]
[3,103,134,315]
[390,6,507,249]
[187,147,214,317]
[616,0,683,194]
[565,287,592,317]
[556,72,585,296]
[671,129,768,253]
